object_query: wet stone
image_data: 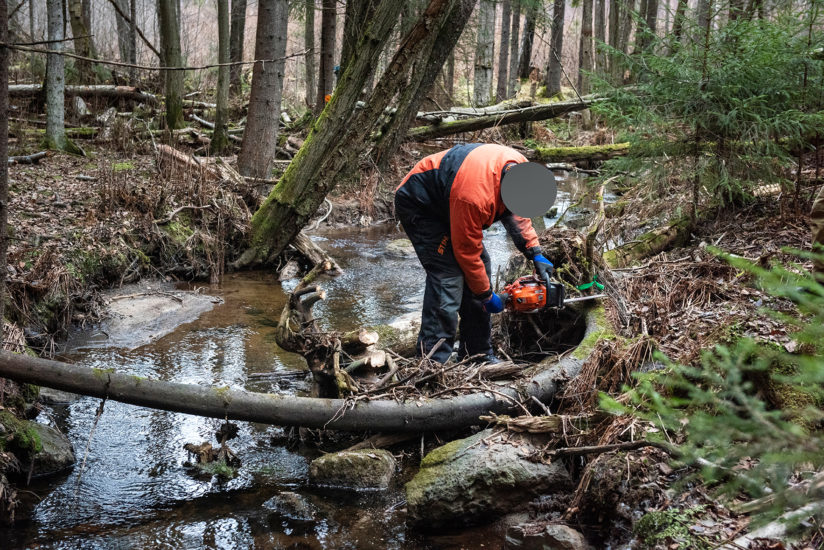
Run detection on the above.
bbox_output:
[308,449,396,490]
[263,491,317,522]
[505,523,591,550]
[385,238,416,258]
[29,422,76,478]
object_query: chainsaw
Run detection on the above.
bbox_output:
[500,274,606,313]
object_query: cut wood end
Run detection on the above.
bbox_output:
[360,329,380,346]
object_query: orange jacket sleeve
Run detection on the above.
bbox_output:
[450,198,493,296]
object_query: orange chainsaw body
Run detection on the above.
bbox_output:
[502,276,550,312]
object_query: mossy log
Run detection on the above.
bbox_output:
[0,306,607,431]
[406,95,601,141]
[527,142,631,164]
[603,215,692,269]
[9,84,158,104]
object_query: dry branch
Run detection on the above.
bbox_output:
[7,151,48,165]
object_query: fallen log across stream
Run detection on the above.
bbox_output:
[0,313,595,431]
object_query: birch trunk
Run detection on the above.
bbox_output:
[229,0,247,96]
[473,0,495,106]
[237,0,289,178]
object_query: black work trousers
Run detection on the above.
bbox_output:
[395,195,493,364]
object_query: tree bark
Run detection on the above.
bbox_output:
[695,0,712,44]
[445,50,455,101]
[636,0,658,51]
[1,0,8,336]
[113,0,134,70]
[507,0,520,98]
[67,0,97,82]
[496,0,511,103]
[578,0,593,93]
[211,0,231,154]
[546,0,565,96]
[473,0,495,106]
[128,0,137,81]
[618,0,635,55]
[517,1,536,79]
[407,95,599,141]
[237,0,289,179]
[608,0,620,77]
[45,0,69,151]
[157,0,184,129]
[29,0,37,75]
[595,0,606,72]
[0,348,584,432]
[304,0,316,109]
[229,0,247,96]
[236,0,404,267]
[340,0,376,77]
[314,0,336,114]
[371,0,476,168]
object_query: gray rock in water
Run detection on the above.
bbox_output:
[405,429,571,528]
[38,387,80,405]
[385,238,416,258]
[30,422,76,478]
[263,491,317,521]
[505,523,591,549]
[309,449,396,490]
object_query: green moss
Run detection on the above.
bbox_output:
[163,219,195,246]
[0,411,43,456]
[405,437,464,505]
[92,367,115,379]
[194,459,237,480]
[112,161,135,172]
[572,305,616,360]
[533,143,631,163]
[634,507,707,549]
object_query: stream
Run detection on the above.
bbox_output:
[2,173,599,549]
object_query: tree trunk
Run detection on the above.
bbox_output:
[546,0,565,96]
[407,95,599,141]
[113,0,134,68]
[29,0,37,73]
[695,0,712,44]
[157,0,184,129]
[304,0,316,109]
[211,0,231,154]
[229,0,247,96]
[341,0,376,77]
[595,0,606,72]
[636,0,658,51]
[0,348,584,432]
[517,1,536,79]
[669,0,687,54]
[608,0,619,77]
[236,0,405,267]
[618,0,635,55]
[67,0,97,82]
[1,0,8,335]
[237,0,288,179]
[578,0,593,93]
[45,0,69,151]
[371,0,476,167]
[496,0,511,103]
[128,0,137,81]
[507,0,520,98]
[314,0,336,114]
[473,0,495,106]
[445,50,455,101]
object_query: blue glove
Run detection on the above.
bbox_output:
[533,254,554,280]
[482,292,505,314]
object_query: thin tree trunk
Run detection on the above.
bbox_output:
[229,0,247,96]
[341,0,377,76]
[578,0,593,93]
[608,0,620,77]
[157,0,184,129]
[546,0,565,96]
[113,0,133,66]
[507,0,520,98]
[372,0,476,167]
[67,0,97,82]
[1,0,8,335]
[473,0,495,106]
[633,0,648,53]
[29,0,36,71]
[618,0,635,55]
[669,0,687,53]
[445,50,455,101]
[642,0,659,50]
[595,0,606,73]
[496,0,511,102]
[695,0,712,44]
[315,0,336,114]
[128,0,137,82]
[237,0,289,178]
[211,0,231,154]
[304,0,316,109]
[45,0,68,150]
[517,1,536,79]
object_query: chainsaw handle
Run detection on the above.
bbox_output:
[498,292,510,306]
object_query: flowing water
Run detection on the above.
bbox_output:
[2,173,597,549]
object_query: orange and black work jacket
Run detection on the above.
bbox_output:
[396,143,541,297]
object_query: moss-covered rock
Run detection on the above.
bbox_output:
[405,430,571,529]
[0,413,75,478]
[308,448,396,490]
